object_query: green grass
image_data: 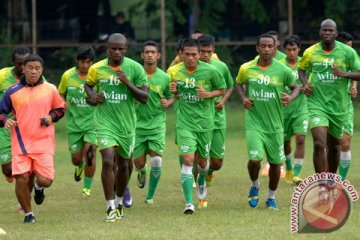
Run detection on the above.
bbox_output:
[1,105,360,240]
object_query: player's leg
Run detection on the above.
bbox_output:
[284,138,293,184]
[133,134,148,189]
[327,115,344,174]
[82,142,97,196]
[15,172,34,223]
[68,132,85,182]
[340,132,351,180]
[1,161,12,183]
[207,128,226,186]
[0,130,12,182]
[292,134,305,184]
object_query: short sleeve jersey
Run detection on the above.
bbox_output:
[236,58,295,133]
[58,67,95,133]
[86,57,147,137]
[298,41,360,116]
[135,67,172,135]
[209,59,234,129]
[279,57,308,119]
[275,50,287,61]
[167,61,225,132]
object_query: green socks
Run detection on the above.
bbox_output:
[180,164,194,204]
[83,176,93,189]
[293,158,304,177]
[146,167,161,200]
[285,155,293,171]
[339,151,351,180]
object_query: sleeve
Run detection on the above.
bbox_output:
[298,48,311,70]
[0,91,12,127]
[134,64,148,87]
[49,86,65,122]
[163,75,174,99]
[235,64,247,84]
[86,66,98,86]
[58,72,67,96]
[211,69,226,90]
[348,47,360,71]
[223,65,234,89]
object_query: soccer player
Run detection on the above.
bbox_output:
[169,39,185,67]
[134,41,174,203]
[168,38,225,214]
[236,34,299,210]
[0,47,30,183]
[0,54,65,223]
[197,34,234,207]
[280,36,308,185]
[336,31,357,180]
[267,30,286,61]
[298,20,360,182]
[58,47,97,196]
[84,33,148,222]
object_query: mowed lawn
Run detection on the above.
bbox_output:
[1,103,360,240]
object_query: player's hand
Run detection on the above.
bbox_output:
[332,64,346,78]
[95,92,105,104]
[351,86,358,98]
[196,86,210,99]
[169,81,178,94]
[64,101,70,110]
[4,119,17,129]
[281,92,292,106]
[243,98,253,110]
[215,99,225,110]
[302,83,313,96]
[40,115,52,127]
[116,70,129,85]
[160,97,170,109]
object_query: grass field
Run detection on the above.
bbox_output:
[1,104,360,240]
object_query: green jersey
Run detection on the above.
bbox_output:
[236,58,295,133]
[275,50,286,61]
[135,67,172,135]
[167,61,225,132]
[209,59,234,129]
[58,67,95,133]
[86,57,147,137]
[279,57,308,118]
[298,41,360,116]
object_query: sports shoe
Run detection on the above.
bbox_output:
[192,182,196,189]
[183,203,195,214]
[266,198,279,210]
[205,172,215,187]
[280,165,285,178]
[145,199,154,204]
[285,170,293,184]
[292,176,302,185]
[198,199,208,209]
[261,163,270,176]
[123,187,133,208]
[82,188,91,197]
[116,204,124,220]
[5,176,13,183]
[23,214,36,223]
[16,204,24,214]
[34,187,45,205]
[74,164,84,182]
[137,172,146,189]
[104,208,118,223]
[197,183,207,200]
[248,186,260,208]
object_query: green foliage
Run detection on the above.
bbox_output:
[0,32,16,68]
[51,48,77,70]
[237,0,269,24]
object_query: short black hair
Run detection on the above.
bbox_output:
[12,47,31,61]
[76,47,95,61]
[256,34,275,46]
[267,30,280,38]
[143,40,159,52]
[182,38,200,50]
[337,31,353,43]
[116,11,125,18]
[198,34,215,47]
[24,54,44,66]
[283,35,301,48]
[175,39,185,52]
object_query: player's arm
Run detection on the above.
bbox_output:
[60,94,70,110]
[0,91,16,129]
[351,80,357,98]
[160,96,175,109]
[281,83,299,106]
[236,83,253,110]
[332,66,360,80]
[298,69,312,96]
[196,87,224,99]
[84,83,104,106]
[116,70,148,104]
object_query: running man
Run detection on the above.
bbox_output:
[0,47,30,183]
[336,31,357,180]
[0,54,65,223]
[298,20,360,179]
[168,38,225,214]
[196,34,234,208]
[84,33,148,222]
[134,41,174,204]
[236,34,299,210]
[280,36,308,185]
[58,47,97,196]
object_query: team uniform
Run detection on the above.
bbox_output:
[274,50,286,61]
[298,41,360,139]
[134,68,172,202]
[342,82,354,136]
[0,67,18,167]
[168,61,225,210]
[236,58,295,164]
[86,57,147,158]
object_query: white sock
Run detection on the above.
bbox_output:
[267,189,276,199]
[34,181,43,190]
[25,211,34,216]
[251,179,260,188]
[115,195,123,207]
[294,158,304,166]
[106,199,115,210]
[181,164,193,174]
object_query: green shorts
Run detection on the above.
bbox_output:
[342,106,354,136]
[133,131,165,159]
[246,130,285,164]
[0,129,11,165]
[284,113,309,141]
[177,128,212,158]
[68,130,97,154]
[309,109,345,139]
[97,131,135,159]
[210,129,226,159]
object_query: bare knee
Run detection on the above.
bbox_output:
[210,158,223,170]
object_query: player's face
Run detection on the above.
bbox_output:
[23,61,43,85]
[182,46,200,70]
[345,40,353,47]
[77,58,93,75]
[256,37,275,61]
[107,40,127,65]
[141,45,160,65]
[319,24,337,44]
[285,43,300,62]
[199,45,214,63]
[271,35,280,48]
[13,53,29,75]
